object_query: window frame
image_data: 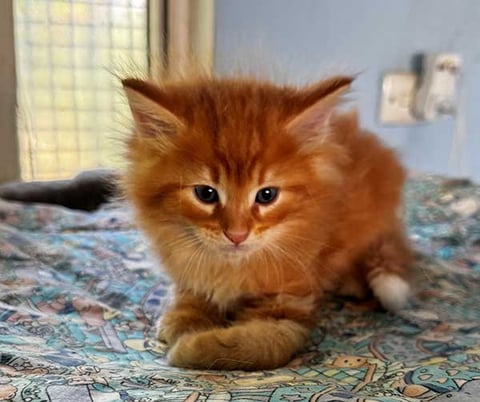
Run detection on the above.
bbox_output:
[0,0,20,183]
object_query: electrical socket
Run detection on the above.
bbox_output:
[414,53,462,121]
[379,53,461,125]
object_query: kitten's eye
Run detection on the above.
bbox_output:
[255,187,278,205]
[194,185,219,204]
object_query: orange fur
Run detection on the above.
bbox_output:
[121,75,413,370]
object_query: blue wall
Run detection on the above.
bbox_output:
[215,0,480,181]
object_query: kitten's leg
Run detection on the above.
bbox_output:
[168,319,309,370]
[158,291,226,345]
[167,294,315,370]
[362,228,413,311]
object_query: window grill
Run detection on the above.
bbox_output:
[14,0,148,180]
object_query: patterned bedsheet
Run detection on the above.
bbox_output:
[0,176,479,402]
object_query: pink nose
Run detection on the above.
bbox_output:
[224,230,249,245]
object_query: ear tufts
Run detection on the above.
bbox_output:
[122,78,184,139]
[122,78,165,103]
[300,75,354,109]
[287,77,352,138]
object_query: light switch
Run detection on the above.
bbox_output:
[379,72,418,124]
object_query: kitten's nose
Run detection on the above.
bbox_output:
[224,230,249,245]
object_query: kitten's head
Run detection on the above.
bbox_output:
[122,76,352,264]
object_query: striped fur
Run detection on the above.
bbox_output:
[122,75,412,370]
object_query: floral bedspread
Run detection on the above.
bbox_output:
[0,176,479,402]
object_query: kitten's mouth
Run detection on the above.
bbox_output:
[219,244,251,254]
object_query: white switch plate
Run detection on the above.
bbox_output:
[379,72,418,124]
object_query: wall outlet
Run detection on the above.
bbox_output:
[379,72,418,124]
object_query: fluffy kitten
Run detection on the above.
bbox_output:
[122,75,412,370]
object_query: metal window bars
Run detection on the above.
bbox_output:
[14,0,148,180]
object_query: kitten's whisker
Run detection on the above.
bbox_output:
[277,231,334,251]
[161,230,202,250]
[179,242,204,284]
[262,248,283,289]
[267,243,316,289]
[264,243,312,291]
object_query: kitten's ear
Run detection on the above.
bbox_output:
[122,78,185,138]
[287,76,353,138]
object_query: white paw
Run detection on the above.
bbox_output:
[369,273,410,311]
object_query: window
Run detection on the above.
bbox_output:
[14,0,148,180]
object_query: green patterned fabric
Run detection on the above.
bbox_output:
[0,176,479,401]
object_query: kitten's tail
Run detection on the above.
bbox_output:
[369,273,411,311]
[363,228,413,312]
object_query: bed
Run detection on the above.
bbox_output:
[0,175,479,402]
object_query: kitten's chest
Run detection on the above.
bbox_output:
[164,251,321,309]
[164,254,248,307]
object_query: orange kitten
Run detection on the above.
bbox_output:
[122,75,413,370]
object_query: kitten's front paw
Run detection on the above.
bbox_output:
[167,330,252,371]
[168,319,309,370]
[157,311,220,345]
